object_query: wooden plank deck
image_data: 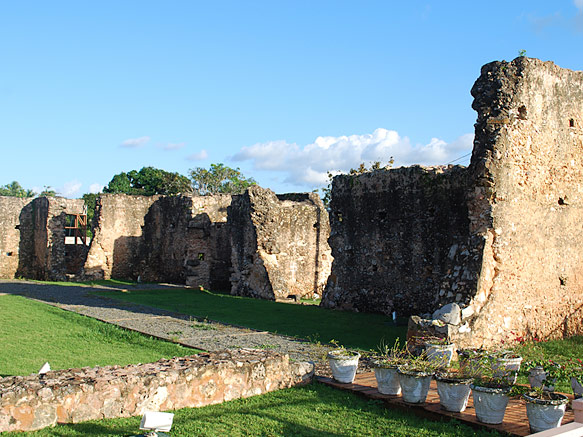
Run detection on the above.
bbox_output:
[317,372,576,436]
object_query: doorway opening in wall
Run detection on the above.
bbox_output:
[64,214,90,275]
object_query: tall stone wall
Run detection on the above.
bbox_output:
[83,194,232,288]
[83,194,159,280]
[0,350,314,433]
[324,57,583,348]
[0,196,34,278]
[0,197,86,281]
[229,186,332,300]
[321,165,477,315]
[454,57,583,347]
[140,195,232,289]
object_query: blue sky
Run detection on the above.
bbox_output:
[1,1,583,197]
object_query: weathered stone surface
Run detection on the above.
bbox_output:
[229,186,332,300]
[453,57,583,347]
[0,196,86,280]
[323,57,583,348]
[0,350,314,433]
[432,303,461,326]
[0,196,33,279]
[82,194,232,289]
[321,165,477,316]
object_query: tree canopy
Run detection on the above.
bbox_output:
[0,181,35,198]
[103,167,192,196]
[189,163,256,195]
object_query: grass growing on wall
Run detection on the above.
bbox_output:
[2,382,502,437]
[94,287,407,351]
[0,295,195,377]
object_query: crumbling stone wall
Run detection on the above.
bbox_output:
[0,350,314,433]
[83,194,160,280]
[324,57,583,348]
[453,57,583,347]
[140,195,232,289]
[83,194,232,288]
[229,186,332,300]
[0,196,34,278]
[0,197,86,281]
[321,165,477,315]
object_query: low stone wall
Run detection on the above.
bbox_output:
[0,350,314,433]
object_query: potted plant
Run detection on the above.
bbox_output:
[423,336,456,368]
[457,347,487,376]
[491,349,523,384]
[397,351,442,404]
[327,341,360,383]
[371,339,407,395]
[435,369,473,412]
[470,355,513,424]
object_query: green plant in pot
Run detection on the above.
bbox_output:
[490,349,523,385]
[517,359,571,433]
[371,339,408,395]
[397,349,443,404]
[327,340,360,384]
[422,336,455,368]
[457,347,487,376]
[470,354,514,425]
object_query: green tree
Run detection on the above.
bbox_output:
[82,192,99,226]
[0,181,36,197]
[103,167,192,196]
[39,186,57,197]
[189,163,256,195]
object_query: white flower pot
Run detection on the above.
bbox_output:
[327,350,360,383]
[435,375,472,412]
[493,355,522,384]
[470,384,510,424]
[524,392,568,433]
[397,368,433,404]
[373,366,401,395]
[425,343,455,367]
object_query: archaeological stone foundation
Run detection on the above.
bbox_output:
[1,57,583,348]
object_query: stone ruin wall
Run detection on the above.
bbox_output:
[229,186,332,300]
[0,350,314,433]
[0,196,85,281]
[83,194,232,289]
[321,165,479,316]
[324,57,583,348]
[453,57,583,347]
[0,196,34,279]
[83,194,159,280]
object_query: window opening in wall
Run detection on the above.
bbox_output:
[570,119,575,128]
[64,214,88,245]
[198,253,205,261]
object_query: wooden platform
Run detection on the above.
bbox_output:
[317,372,575,436]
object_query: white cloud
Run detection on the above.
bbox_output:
[163,142,186,151]
[232,128,474,189]
[89,183,103,194]
[120,136,150,148]
[576,0,583,13]
[60,180,82,198]
[186,149,208,161]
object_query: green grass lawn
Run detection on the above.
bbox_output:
[93,287,407,351]
[0,295,195,377]
[2,382,500,437]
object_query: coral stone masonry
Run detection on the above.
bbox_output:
[324,57,583,348]
[0,350,314,433]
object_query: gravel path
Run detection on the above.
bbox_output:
[0,280,373,375]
